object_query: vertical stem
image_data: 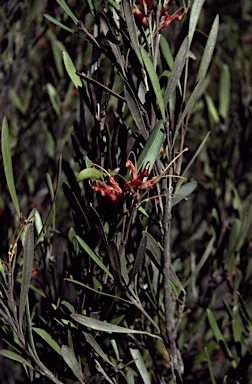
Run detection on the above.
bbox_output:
[162,171,177,382]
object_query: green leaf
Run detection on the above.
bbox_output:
[1,116,20,217]
[43,14,75,33]
[63,51,82,89]
[76,168,103,182]
[75,235,114,280]
[204,347,217,384]
[19,211,35,329]
[228,218,241,256]
[0,350,33,369]
[124,86,148,140]
[188,0,205,46]
[196,15,219,83]
[219,64,231,120]
[160,35,174,70]
[122,0,143,66]
[164,36,189,105]
[232,306,242,344]
[56,0,78,24]
[61,345,84,383]
[205,94,220,123]
[71,314,162,339]
[131,236,147,281]
[173,181,197,207]
[47,83,61,116]
[140,47,166,122]
[137,120,164,172]
[130,348,151,384]
[83,332,114,367]
[33,328,62,356]
[206,309,236,367]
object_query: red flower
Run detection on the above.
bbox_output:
[92,176,122,202]
[32,269,40,276]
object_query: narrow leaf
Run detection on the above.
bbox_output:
[160,35,174,70]
[0,350,33,369]
[56,0,78,24]
[219,64,230,120]
[123,0,143,66]
[107,241,121,281]
[173,181,197,207]
[124,86,148,140]
[19,213,35,329]
[1,116,20,217]
[33,328,62,356]
[189,0,205,46]
[75,235,114,280]
[76,168,103,182]
[130,348,151,384]
[137,120,164,172]
[95,359,114,384]
[43,14,75,33]
[164,36,189,105]
[140,47,166,122]
[71,314,161,339]
[61,345,84,383]
[196,15,219,83]
[131,236,147,281]
[63,51,82,89]
[84,332,114,367]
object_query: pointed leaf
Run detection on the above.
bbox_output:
[137,120,165,172]
[131,236,147,281]
[56,0,78,23]
[124,86,148,140]
[173,181,197,207]
[33,328,62,356]
[43,14,74,33]
[140,47,166,122]
[189,0,205,46]
[19,212,35,329]
[160,35,174,70]
[130,348,151,384]
[164,36,189,105]
[63,51,82,88]
[61,345,84,383]
[122,0,143,66]
[196,15,219,83]
[0,350,33,369]
[219,64,230,120]
[84,332,114,366]
[1,116,20,217]
[75,235,114,280]
[71,314,161,339]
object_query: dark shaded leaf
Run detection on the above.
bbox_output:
[61,345,84,383]
[131,236,147,281]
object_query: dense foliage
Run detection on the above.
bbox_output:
[0,0,252,383]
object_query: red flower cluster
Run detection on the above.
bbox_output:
[133,0,184,31]
[91,161,157,203]
[32,268,40,276]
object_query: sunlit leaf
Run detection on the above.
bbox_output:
[1,116,20,217]
[160,35,174,70]
[61,345,84,383]
[205,94,220,123]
